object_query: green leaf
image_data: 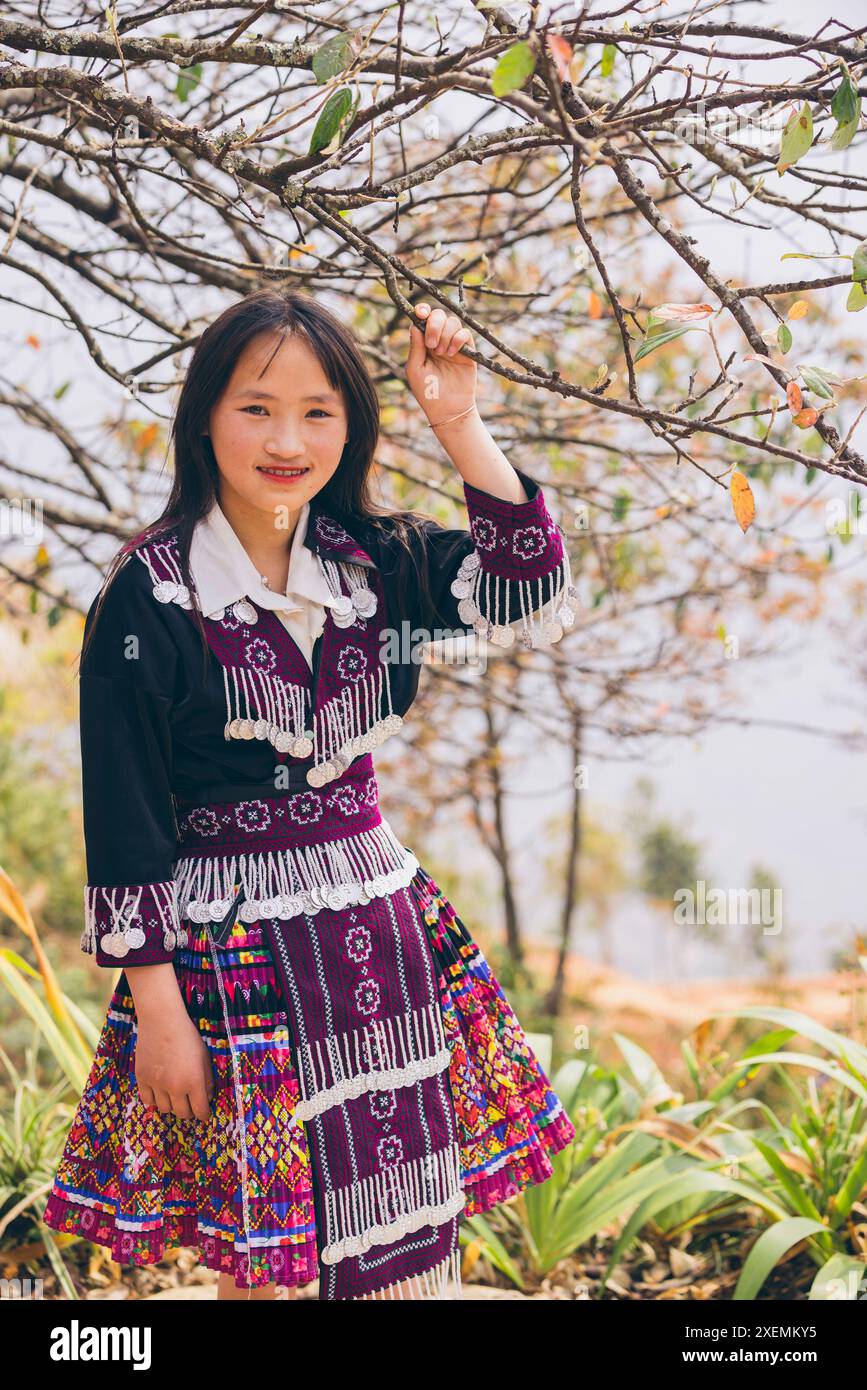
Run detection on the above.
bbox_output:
[852,239,867,282]
[612,490,631,523]
[600,43,616,77]
[810,1254,867,1301]
[308,87,354,156]
[777,322,792,354]
[800,365,836,399]
[733,1218,828,1301]
[780,251,848,262]
[492,41,537,97]
[847,281,867,313]
[311,32,358,84]
[634,325,690,361]
[831,64,858,126]
[54,380,71,399]
[777,102,813,172]
[174,63,202,103]
[830,94,861,152]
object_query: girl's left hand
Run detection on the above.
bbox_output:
[405,303,477,427]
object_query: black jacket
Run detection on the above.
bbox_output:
[78,466,575,965]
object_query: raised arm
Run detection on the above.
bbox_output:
[404,305,576,648]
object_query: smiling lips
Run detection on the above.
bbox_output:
[257,465,310,479]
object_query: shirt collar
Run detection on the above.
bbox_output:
[189,497,341,619]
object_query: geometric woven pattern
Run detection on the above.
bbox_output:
[43,863,574,1289]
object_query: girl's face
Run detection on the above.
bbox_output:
[206,330,349,519]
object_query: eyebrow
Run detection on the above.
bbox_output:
[233,389,340,403]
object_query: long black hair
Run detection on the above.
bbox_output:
[81,287,441,681]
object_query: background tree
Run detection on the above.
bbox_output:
[1,0,864,995]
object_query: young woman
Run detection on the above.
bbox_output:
[43,288,578,1302]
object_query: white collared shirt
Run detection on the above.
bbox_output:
[188,497,337,669]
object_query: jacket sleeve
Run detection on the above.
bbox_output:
[419,466,576,649]
[77,556,187,967]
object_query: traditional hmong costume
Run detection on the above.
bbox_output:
[43,467,577,1299]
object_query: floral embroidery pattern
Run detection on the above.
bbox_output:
[344,923,372,963]
[327,785,361,817]
[337,646,367,682]
[369,1090,396,1121]
[377,1133,404,1168]
[244,637,277,673]
[470,516,497,551]
[286,791,324,826]
[316,517,352,547]
[511,525,548,560]
[184,807,221,836]
[354,977,381,1016]
[235,800,272,834]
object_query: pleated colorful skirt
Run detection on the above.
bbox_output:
[43,863,575,1294]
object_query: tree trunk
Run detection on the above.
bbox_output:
[543,711,582,1017]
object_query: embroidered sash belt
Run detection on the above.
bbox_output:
[171,754,419,926]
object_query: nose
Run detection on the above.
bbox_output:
[264,421,305,460]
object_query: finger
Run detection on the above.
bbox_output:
[190,1087,213,1123]
[407,321,427,373]
[138,1082,156,1110]
[153,1088,174,1115]
[437,320,462,355]
[415,303,432,319]
[424,307,447,349]
[172,1093,194,1121]
[447,330,473,356]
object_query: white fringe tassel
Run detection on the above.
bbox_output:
[291,999,451,1121]
[321,1142,467,1265]
[81,881,188,959]
[175,819,419,923]
[307,661,403,788]
[219,654,404,788]
[451,541,577,649]
[221,666,313,756]
[349,1247,464,1300]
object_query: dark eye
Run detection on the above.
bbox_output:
[241,404,267,415]
[308,409,331,418]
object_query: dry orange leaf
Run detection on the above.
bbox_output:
[651,303,714,322]
[792,406,819,428]
[588,290,602,320]
[25,333,40,348]
[133,422,159,454]
[546,34,573,82]
[786,381,803,413]
[730,470,756,533]
[787,299,809,320]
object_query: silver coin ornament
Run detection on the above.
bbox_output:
[125,926,146,949]
[352,587,377,619]
[232,599,258,624]
[153,579,179,604]
[331,594,354,618]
